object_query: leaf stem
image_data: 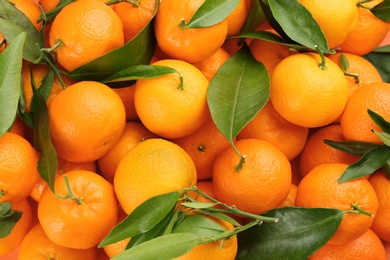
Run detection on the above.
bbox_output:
[314,45,327,70]
[54,175,83,204]
[345,202,374,217]
[229,140,246,172]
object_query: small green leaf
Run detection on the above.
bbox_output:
[370,0,390,22]
[266,0,330,53]
[368,109,390,134]
[112,233,200,260]
[30,82,58,192]
[324,139,380,156]
[363,52,390,83]
[207,43,269,142]
[236,207,344,260]
[339,53,350,72]
[181,202,217,209]
[67,0,158,84]
[0,202,12,219]
[0,202,23,238]
[0,32,25,137]
[172,215,226,237]
[99,192,180,247]
[183,0,240,28]
[0,0,44,62]
[339,145,390,183]
[101,65,178,85]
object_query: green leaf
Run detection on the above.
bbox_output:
[363,52,390,83]
[172,214,226,237]
[207,43,269,142]
[236,207,343,260]
[183,0,240,28]
[374,130,390,146]
[339,145,390,183]
[30,81,58,192]
[371,0,390,22]
[67,0,158,84]
[0,0,44,62]
[368,109,390,134]
[112,233,200,260]
[37,69,55,100]
[239,0,266,35]
[101,65,178,85]
[381,158,390,178]
[99,192,180,247]
[339,53,350,72]
[0,202,23,238]
[195,211,242,227]
[0,32,25,137]
[181,202,217,209]
[266,0,330,53]
[323,139,380,156]
[371,45,390,53]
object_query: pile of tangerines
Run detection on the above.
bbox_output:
[0,0,390,259]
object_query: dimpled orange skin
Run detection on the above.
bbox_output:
[49,0,124,72]
[48,81,126,163]
[154,0,229,63]
[38,170,118,249]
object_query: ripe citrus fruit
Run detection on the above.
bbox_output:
[97,121,159,183]
[112,85,139,121]
[0,199,32,256]
[368,169,390,242]
[114,138,197,214]
[270,52,349,128]
[295,163,378,245]
[18,223,97,260]
[299,124,360,177]
[49,0,124,72]
[237,101,309,161]
[298,0,358,49]
[102,209,130,258]
[339,0,390,55]
[9,116,27,138]
[192,47,231,82]
[0,132,40,204]
[154,0,228,63]
[225,0,249,37]
[12,0,42,32]
[212,138,292,215]
[279,183,298,208]
[134,59,209,139]
[48,81,126,163]
[309,229,386,260]
[114,0,157,42]
[172,115,232,180]
[38,170,118,249]
[340,82,390,144]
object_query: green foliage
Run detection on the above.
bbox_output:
[363,46,390,83]
[0,202,23,238]
[370,0,390,22]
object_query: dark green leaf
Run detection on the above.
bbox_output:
[195,211,242,227]
[339,53,350,72]
[172,214,225,237]
[339,145,390,183]
[184,0,240,28]
[371,0,390,22]
[0,32,25,137]
[112,233,200,260]
[0,0,44,62]
[126,209,174,249]
[236,207,343,260]
[363,52,390,83]
[159,208,180,236]
[368,109,390,134]
[374,131,390,147]
[37,69,55,100]
[324,139,380,156]
[181,202,217,209]
[99,192,180,247]
[239,0,266,34]
[381,159,390,179]
[207,44,269,142]
[0,202,22,238]
[267,0,330,53]
[101,65,178,85]
[371,45,390,53]
[67,0,158,84]
[30,82,58,192]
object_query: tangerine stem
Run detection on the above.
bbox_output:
[347,202,374,217]
[176,71,184,90]
[54,175,83,204]
[344,71,362,85]
[229,140,246,172]
[314,45,327,70]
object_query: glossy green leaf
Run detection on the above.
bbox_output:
[112,233,200,260]
[101,65,178,85]
[0,0,43,62]
[368,109,390,134]
[266,0,330,53]
[195,211,242,227]
[99,192,180,247]
[30,81,58,192]
[339,145,390,183]
[372,45,390,53]
[363,52,390,83]
[37,69,55,100]
[0,202,22,238]
[370,0,390,22]
[207,44,269,142]
[339,53,350,72]
[236,207,343,260]
[239,0,266,35]
[67,0,158,83]
[0,32,25,137]
[181,202,217,209]
[323,139,380,156]
[172,214,225,237]
[184,0,239,28]
[374,130,390,146]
